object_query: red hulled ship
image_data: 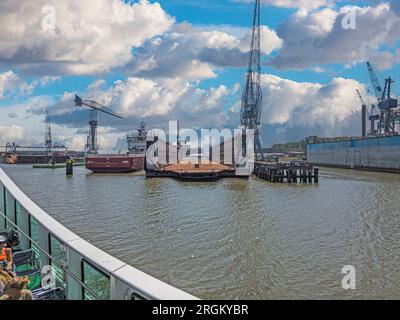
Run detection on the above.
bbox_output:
[85,122,146,173]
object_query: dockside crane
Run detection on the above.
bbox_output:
[44,108,55,164]
[240,0,264,160]
[44,109,53,152]
[366,62,399,136]
[74,95,123,154]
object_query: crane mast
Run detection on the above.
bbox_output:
[240,0,264,160]
[44,109,53,152]
[75,95,123,154]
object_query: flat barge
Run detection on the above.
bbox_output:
[146,162,240,181]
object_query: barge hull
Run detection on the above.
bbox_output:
[85,155,145,173]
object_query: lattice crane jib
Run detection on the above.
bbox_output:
[75,95,123,154]
[240,0,264,160]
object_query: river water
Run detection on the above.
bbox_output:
[1,164,400,299]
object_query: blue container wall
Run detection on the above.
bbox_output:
[307,136,400,170]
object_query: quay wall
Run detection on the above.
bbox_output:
[307,136,400,172]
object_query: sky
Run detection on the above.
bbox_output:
[0,0,399,150]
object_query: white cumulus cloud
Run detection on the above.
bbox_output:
[0,125,25,144]
[0,0,174,75]
[261,74,367,129]
[129,23,282,80]
[0,70,34,98]
[270,4,400,70]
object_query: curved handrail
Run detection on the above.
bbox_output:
[0,167,197,300]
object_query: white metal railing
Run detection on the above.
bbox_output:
[0,167,197,300]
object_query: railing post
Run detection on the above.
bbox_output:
[19,207,30,250]
[38,223,50,267]
[111,276,129,300]
[5,189,15,225]
[66,247,83,300]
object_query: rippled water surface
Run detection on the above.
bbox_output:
[2,164,400,299]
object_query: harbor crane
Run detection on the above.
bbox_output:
[74,95,123,154]
[44,109,55,164]
[44,109,53,153]
[240,0,264,160]
[366,62,399,136]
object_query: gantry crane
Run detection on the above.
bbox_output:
[74,95,123,154]
[240,0,264,160]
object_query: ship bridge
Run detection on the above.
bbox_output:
[0,167,197,300]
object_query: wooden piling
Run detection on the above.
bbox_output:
[253,161,319,184]
[314,167,319,184]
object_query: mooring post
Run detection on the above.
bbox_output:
[314,167,319,184]
[66,159,73,176]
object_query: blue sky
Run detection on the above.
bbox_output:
[0,0,399,149]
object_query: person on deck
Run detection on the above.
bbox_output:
[0,236,15,276]
[0,277,33,300]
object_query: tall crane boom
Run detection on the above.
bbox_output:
[240,0,264,160]
[366,62,383,102]
[75,95,123,154]
[75,95,123,119]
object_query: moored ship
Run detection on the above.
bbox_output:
[85,122,147,173]
[2,143,69,165]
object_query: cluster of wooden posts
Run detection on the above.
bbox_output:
[254,162,319,184]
